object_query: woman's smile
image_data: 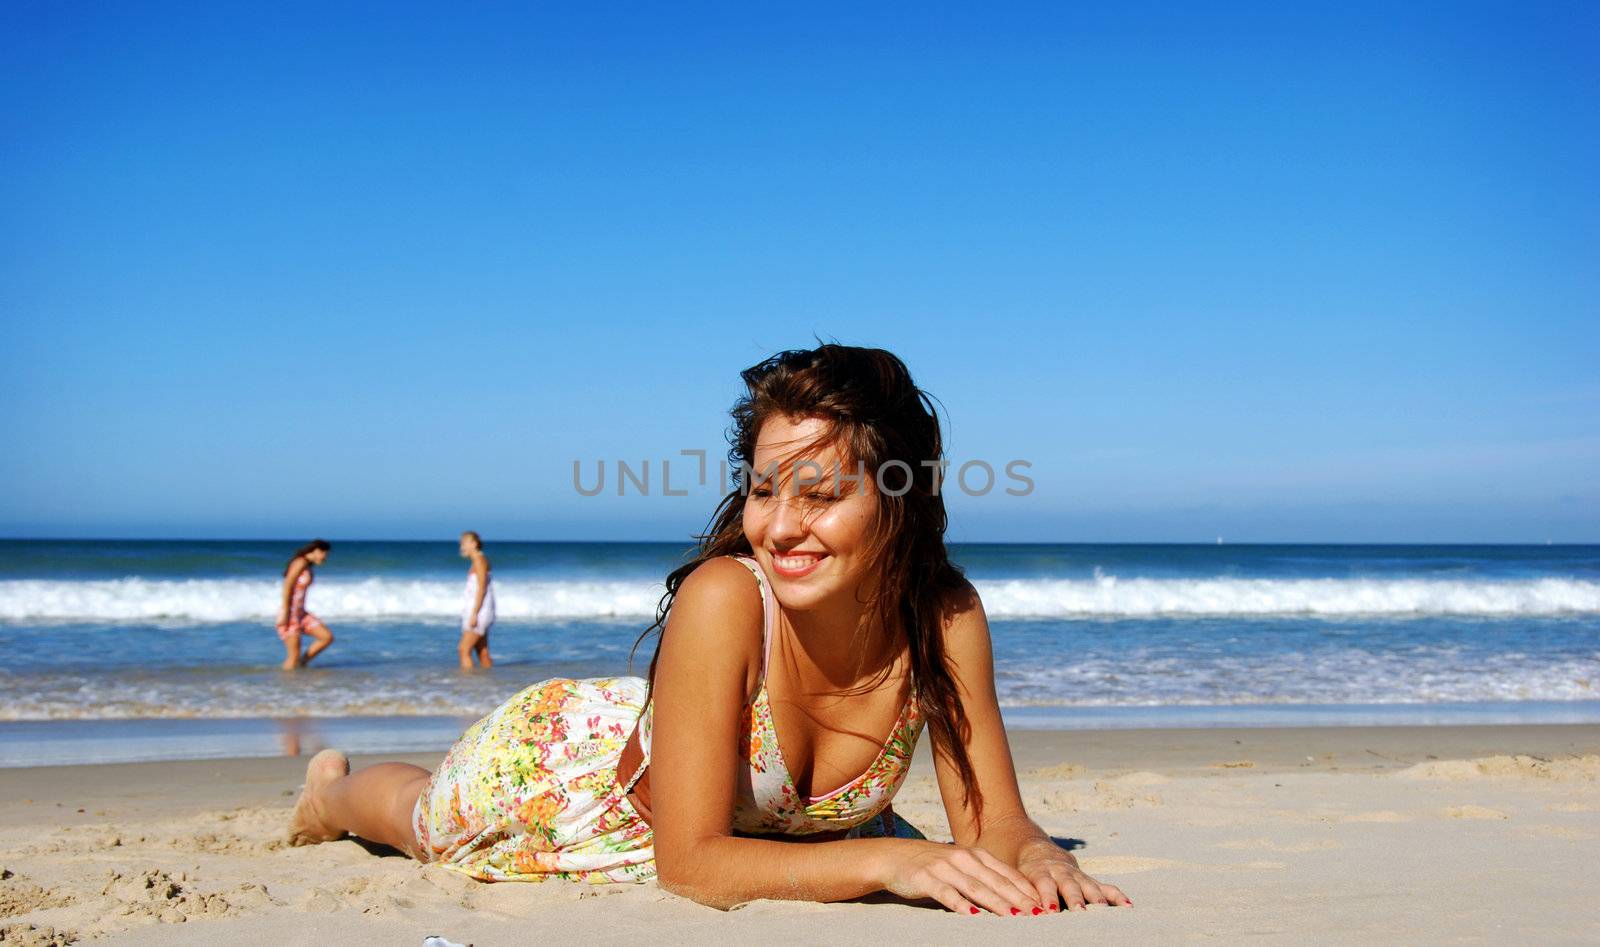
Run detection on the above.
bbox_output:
[770,550,828,578]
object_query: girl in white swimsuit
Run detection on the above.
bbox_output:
[457,531,495,669]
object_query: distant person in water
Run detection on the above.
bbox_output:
[277,540,334,670]
[458,531,495,670]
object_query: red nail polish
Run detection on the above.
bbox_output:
[1010,907,1020,915]
[969,906,980,915]
[1032,907,1042,915]
[1050,904,1060,912]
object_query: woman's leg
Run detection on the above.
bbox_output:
[456,630,479,669]
[289,750,432,859]
[474,628,493,668]
[300,620,334,666]
[281,630,302,670]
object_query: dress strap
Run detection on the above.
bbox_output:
[729,555,775,680]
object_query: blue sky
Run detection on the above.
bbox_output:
[2,1,1596,542]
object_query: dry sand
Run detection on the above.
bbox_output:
[3,724,1597,945]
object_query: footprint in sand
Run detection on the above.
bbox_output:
[1442,805,1509,820]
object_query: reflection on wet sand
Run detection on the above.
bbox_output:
[278,717,324,757]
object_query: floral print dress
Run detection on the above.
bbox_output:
[412,555,926,883]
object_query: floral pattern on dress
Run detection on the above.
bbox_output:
[413,676,656,883]
[730,680,922,835]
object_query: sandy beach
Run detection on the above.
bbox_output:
[3,723,1597,945]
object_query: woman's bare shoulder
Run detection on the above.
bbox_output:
[656,555,766,694]
[934,575,990,643]
[666,557,763,640]
[678,554,763,600]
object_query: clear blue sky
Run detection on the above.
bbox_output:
[2,1,1595,543]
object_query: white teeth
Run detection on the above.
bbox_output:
[775,555,822,570]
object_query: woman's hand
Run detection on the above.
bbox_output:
[882,840,1048,916]
[1015,837,1131,911]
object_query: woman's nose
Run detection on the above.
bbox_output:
[768,495,808,541]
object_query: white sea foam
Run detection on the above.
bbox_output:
[1,574,1598,623]
[976,573,1600,618]
[0,577,665,623]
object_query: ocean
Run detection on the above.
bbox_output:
[2,540,1597,765]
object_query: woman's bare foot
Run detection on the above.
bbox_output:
[288,749,350,846]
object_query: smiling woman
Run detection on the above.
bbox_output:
[284,344,1130,917]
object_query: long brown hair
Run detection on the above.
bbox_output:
[633,344,982,815]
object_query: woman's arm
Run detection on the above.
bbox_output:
[279,558,304,620]
[468,555,489,625]
[648,560,1041,914]
[930,583,1132,912]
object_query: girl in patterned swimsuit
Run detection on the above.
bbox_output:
[287,345,1131,917]
[276,540,334,671]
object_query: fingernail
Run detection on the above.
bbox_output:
[969,906,980,915]
[1031,907,1042,915]
[1010,907,1020,915]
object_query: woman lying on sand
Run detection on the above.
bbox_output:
[287,344,1130,916]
